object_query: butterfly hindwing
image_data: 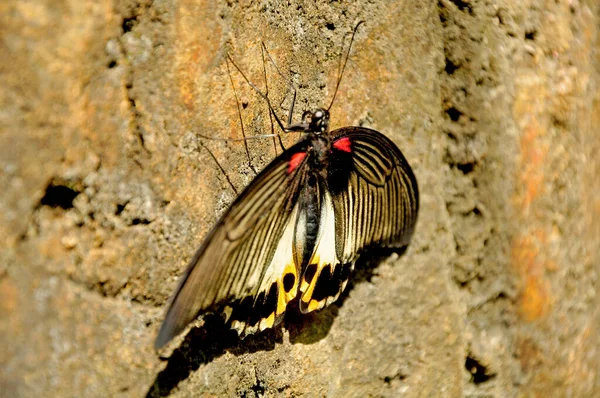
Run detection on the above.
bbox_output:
[297,127,419,312]
[329,127,419,257]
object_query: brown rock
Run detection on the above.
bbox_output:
[1,0,597,397]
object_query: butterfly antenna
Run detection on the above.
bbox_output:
[261,44,308,144]
[226,57,257,174]
[260,43,285,153]
[260,42,299,131]
[327,21,365,112]
[259,43,303,141]
[199,142,239,196]
[196,133,282,142]
[227,54,288,134]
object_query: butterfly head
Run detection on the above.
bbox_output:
[305,108,330,134]
[287,108,330,134]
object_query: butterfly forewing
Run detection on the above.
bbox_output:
[154,140,311,349]
[332,127,418,251]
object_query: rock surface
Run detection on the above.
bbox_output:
[1,0,598,397]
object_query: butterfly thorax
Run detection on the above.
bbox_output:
[305,134,331,172]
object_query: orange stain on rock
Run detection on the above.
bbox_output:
[516,122,548,213]
[175,1,222,111]
[520,275,551,321]
[0,278,18,315]
[178,46,203,110]
[511,84,555,322]
[511,235,552,321]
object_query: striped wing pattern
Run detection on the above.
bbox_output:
[154,140,310,349]
[332,127,419,258]
[298,127,419,312]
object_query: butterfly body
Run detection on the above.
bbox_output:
[155,105,419,349]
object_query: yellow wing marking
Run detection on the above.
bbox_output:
[250,205,300,332]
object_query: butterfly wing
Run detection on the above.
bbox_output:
[155,139,311,349]
[298,127,419,313]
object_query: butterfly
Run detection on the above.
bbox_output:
[154,23,419,350]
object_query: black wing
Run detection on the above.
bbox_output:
[298,127,419,312]
[155,139,311,349]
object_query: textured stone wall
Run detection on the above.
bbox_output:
[1,0,598,397]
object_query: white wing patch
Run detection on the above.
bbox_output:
[259,203,300,329]
[299,190,350,313]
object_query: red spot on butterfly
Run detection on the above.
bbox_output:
[288,152,307,174]
[333,137,352,152]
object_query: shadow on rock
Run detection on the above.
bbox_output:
[145,246,407,397]
[145,314,282,397]
[287,246,407,344]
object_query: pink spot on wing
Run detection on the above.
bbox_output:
[333,137,352,152]
[288,152,307,174]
